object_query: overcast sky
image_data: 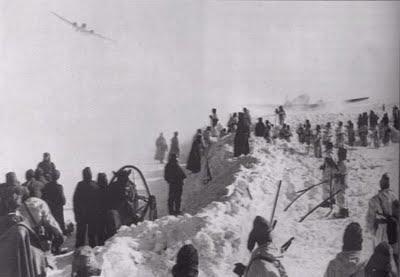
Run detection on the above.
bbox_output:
[0,1,399,198]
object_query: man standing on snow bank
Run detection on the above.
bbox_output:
[244,216,287,277]
[172,244,199,277]
[234,113,250,157]
[324,222,366,277]
[164,154,186,216]
[37,152,57,183]
[169,132,180,159]
[366,174,398,248]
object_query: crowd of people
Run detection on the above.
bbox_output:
[0,103,398,277]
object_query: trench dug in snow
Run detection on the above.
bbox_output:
[51,109,399,277]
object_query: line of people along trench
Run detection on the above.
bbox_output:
[0,104,399,276]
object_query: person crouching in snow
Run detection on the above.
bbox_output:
[244,216,287,277]
[324,222,367,277]
[164,154,187,216]
[365,241,398,277]
[319,157,338,208]
[172,244,199,277]
[366,174,398,248]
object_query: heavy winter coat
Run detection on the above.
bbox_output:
[169,137,180,158]
[37,161,56,182]
[365,242,397,277]
[186,137,204,173]
[255,122,266,137]
[154,136,168,161]
[172,244,199,277]
[165,161,187,188]
[42,181,66,231]
[234,118,250,157]
[73,173,102,223]
[324,251,366,277]
[366,189,398,246]
[245,244,287,277]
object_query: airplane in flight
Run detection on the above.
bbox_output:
[51,12,116,43]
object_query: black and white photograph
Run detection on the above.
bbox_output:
[0,1,399,276]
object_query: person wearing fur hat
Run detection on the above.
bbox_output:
[172,244,199,277]
[365,241,397,277]
[366,174,398,248]
[324,222,367,277]
[244,216,287,277]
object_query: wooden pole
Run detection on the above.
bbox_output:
[270,180,282,223]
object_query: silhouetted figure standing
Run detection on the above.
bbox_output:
[37,152,56,183]
[164,154,187,216]
[187,135,205,174]
[42,170,66,234]
[254,118,266,137]
[97,172,108,245]
[155,133,168,164]
[169,132,180,159]
[73,167,102,248]
[234,113,250,157]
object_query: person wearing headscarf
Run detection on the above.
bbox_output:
[169,132,180,159]
[187,135,205,174]
[324,222,366,277]
[164,154,187,216]
[255,118,266,137]
[0,183,47,277]
[37,152,57,183]
[154,133,168,164]
[42,169,66,234]
[244,216,287,277]
[366,174,398,248]
[73,167,102,248]
[234,112,250,157]
[365,242,397,277]
[172,244,199,277]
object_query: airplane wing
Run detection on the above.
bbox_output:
[51,12,76,27]
[90,31,116,43]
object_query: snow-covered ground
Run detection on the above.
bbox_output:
[50,101,399,277]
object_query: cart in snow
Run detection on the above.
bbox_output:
[105,165,158,238]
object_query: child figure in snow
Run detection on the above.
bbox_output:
[154,133,168,164]
[366,174,398,248]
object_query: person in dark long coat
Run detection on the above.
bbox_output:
[346,121,355,146]
[234,112,250,157]
[254,118,266,137]
[97,172,108,245]
[164,154,186,216]
[172,244,199,277]
[186,135,204,174]
[73,167,102,248]
[42,169,66,234]
[169,132,180,159]
[37,152,56,183]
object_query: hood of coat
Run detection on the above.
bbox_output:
[328,251,366,276]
